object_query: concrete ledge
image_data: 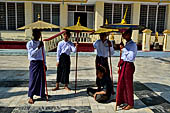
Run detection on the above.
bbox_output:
[1,49,170,57]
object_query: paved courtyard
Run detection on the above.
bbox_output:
[0,52,170,113]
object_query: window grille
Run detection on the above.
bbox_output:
[148,5,157,32]
[68,5,76,11]
[123,4,131,24]
[0,2,6,30]
[33,3,60,31]
[33,4,41,22]
[77,5,85,11]
[140,5,147,27]
[86,5,94,12]
[157,5,166,33]
[17,3,25,28]
[140,5,166,33]
[7,3,16,30]
[104,3,112,24]
[43,4,50,23]
[113,4,122,24]
[104,3,131,24]
[52,4,60,31]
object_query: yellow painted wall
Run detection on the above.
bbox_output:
[60,3,68,28]
[132,3,140,25]
[166,4,170,29]
[95,1,104,30]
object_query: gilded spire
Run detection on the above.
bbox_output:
[76,16,81,26]
[121,7,128,24]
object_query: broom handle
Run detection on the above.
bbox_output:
[41,37,48,101]
[75,32,79,94]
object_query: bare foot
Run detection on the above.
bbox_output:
[52,87,59,91]
[28,98,34,104]
[64,87,71,91]
[123,105,133,110]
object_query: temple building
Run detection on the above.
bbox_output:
[0,0,170,51]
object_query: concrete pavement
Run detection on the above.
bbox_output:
[0,54,170,113]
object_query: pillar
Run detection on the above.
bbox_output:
[95,1,104,30]
[142,29,152,51]
[24,2,33,40]
[131,3,141,43]
[163,30,170,51]
[60,3,68,28]
[166,5,170,29]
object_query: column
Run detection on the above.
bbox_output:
[163,30,170,51]
[142,29,152,51]
[166,5,170,29]
[25,2,33,40]
[60,3,68,28]
[95,1,104,30]
[131,3,141,43]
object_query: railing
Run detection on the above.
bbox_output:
[43,30,66,52]
[43,31,96,52]
[70,32,94,43]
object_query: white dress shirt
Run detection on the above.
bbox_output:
[121,40,137,62]
[93,39,114,58]
[57,40,76,62]
[26,40,46,65]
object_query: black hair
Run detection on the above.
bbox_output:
[64,30,71,37]
[32,29,41,39]
[123,28,132,38]
[100,33,107,37]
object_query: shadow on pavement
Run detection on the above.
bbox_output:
[134,81,170,113]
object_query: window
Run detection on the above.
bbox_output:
[68,5,76,11]
[104,3,132,24]
[157,6,166,33]
[0,2,25,30]
[33,3,60,31]
[33,4,41,22]
[140,5,166,33]
[52,4,60,26]
[104,3,112,24]
[0,2,6,30]
[77,5,85,11]
[148,5,157,32]
[7,3,16,30]
[17,3,25,28]
[43,4,50,23]
[140,5,147,27]
[68,5,94,29]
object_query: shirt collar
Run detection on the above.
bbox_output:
[126,40,133,45]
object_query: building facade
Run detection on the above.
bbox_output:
[0,0,170,41]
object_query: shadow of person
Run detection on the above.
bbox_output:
[133,81,170,112]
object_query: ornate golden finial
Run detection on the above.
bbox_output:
[110,33,114,40]
[121,7,128,24]
[105,19,108,25]
[155,32,159,42]
[76,17,81,26]
[38,14,41,20]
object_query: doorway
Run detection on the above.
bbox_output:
[74,12,87,27]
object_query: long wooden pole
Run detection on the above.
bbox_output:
[41,37,48,101]
[75,32,79,94]
[108,39,114,94]
[115,36,123,111]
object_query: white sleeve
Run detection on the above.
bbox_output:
[110,43,115,56]
[70,43,76,53]
[26,41,40,57]
[122,48,135,61]
[56,42,61,63]
[93,40,98,49]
